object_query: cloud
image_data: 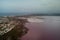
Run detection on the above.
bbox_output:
[0,0,60,13]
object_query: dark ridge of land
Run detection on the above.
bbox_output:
[15,13,60,17]
[0,13,60,16]
[25,13,60,16]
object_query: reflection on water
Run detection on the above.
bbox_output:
[21,16,60,40]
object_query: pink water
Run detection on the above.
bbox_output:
[21,16,60,40]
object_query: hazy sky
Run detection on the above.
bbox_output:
[0,0,60,13]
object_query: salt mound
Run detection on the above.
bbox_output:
[27,18,44,22]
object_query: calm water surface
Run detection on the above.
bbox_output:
[21,16,60,40]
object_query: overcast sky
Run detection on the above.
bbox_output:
[0,0,60,14]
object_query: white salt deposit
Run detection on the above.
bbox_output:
[27,18,44,22]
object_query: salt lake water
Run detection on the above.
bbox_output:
[21,16,60,40]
